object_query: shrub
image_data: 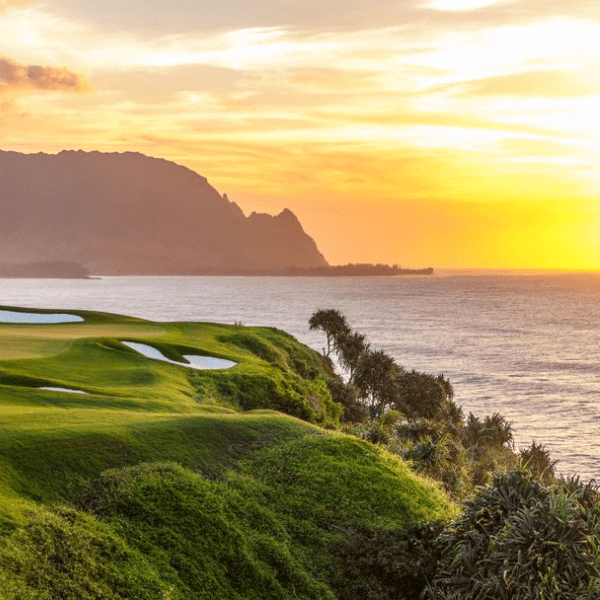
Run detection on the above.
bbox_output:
[455,413,517,487]
[0,505,170,600]
[330,523,444,600]
[461,412,514,453]
[393,372,457,423]
[379,410,404,428]
[395,418,444,444]
[327,376,368,423]
[389,419,466,497]
[519,441,557,485]
[424,469,600,600]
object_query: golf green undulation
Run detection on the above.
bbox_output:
[0,306,454,600]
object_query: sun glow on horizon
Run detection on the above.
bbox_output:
[1,0,600,268]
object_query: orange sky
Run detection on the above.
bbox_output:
[1,0,600,268]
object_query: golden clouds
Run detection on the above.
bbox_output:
[462,70,599,98]
[0,57,90,93]
[3,0,600,267]
[0,0,36,12]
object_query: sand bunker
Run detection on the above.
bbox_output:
[122,341,236,370]
[0,310,83,324]
[39,387,87,394]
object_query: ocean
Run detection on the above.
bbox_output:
[1,271,599,480]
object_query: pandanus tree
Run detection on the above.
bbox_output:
[353,349,402,419]
[335,331,370,380]
[308,309,351,358]
[393,371,457,423]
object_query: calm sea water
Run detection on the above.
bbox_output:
[1,272,599,480]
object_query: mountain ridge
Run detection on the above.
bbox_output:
[0,149,328,275]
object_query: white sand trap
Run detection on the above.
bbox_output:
[39,387,87,394]
[0,310,83,324]
[122,341,236,370]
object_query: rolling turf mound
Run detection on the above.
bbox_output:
[0,306,455,599]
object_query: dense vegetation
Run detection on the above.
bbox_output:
[310,307,600,598]
[0,304,597,598]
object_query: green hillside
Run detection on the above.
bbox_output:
[0,306,455,599]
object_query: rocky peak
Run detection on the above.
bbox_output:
[0,149,329,274]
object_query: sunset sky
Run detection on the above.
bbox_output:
[2,0,600,268]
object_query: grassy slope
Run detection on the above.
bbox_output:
[0,306,455,599]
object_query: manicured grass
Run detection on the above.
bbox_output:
[0,306,456,599]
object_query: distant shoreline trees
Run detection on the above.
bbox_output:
[283,264,433,277]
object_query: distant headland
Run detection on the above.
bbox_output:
[0,150,430,277]
[0,261,90,279]
[0,149,327,275]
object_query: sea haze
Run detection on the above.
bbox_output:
[1,272,599,480]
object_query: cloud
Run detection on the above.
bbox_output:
[0,0,36,11]
[0,57,90,93]
[423,0,516,12]
[455,70,599,98]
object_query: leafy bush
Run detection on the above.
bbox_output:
[347,413,517,499]
[393,372,457,423]
[458,413,517,487]
[401,436,470,499]
[330,523,444,600]
[343,419,394,445]
[461,412,514,452]
[86,462,335,600]
[424,469,600,600]
[0,505,170,600]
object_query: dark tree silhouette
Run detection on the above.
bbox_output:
[309,309,351,357]
[393,371,456,422]
[327,375,368,423]
[311,309,461,425]
[353,349,402,419]
[335,331,370,380]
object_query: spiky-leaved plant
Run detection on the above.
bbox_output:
[423,468,600,600]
